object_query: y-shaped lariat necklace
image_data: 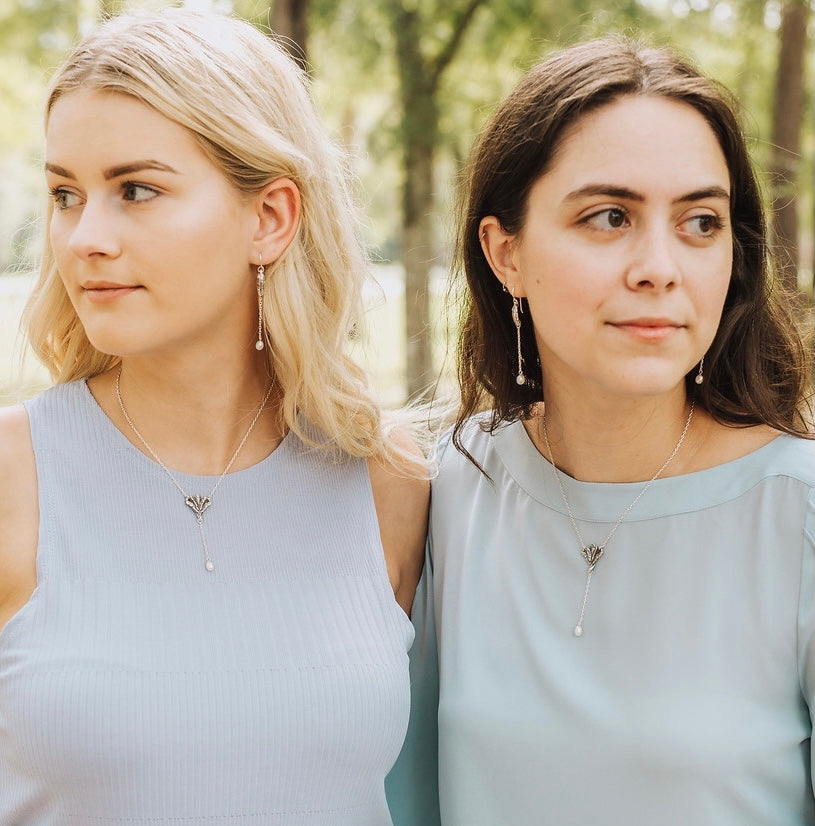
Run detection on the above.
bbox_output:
[115,367,273,572]
[541,401,695,637]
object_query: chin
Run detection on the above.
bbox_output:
[81,326,148,359]
[608,370,688,400]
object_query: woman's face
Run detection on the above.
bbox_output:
[490,95,733,402]
[46,89,260,360]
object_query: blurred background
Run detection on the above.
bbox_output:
[1,0,812,406]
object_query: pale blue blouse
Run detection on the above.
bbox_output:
[387,417,815,825]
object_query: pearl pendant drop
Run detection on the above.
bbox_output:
[255,340,265,351]
[573,625,583,637]
[205,560,215,572]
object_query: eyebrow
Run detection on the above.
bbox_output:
[44,160,180,180]
[564,184,730,204]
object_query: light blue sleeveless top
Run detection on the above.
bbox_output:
[1,380,414,824]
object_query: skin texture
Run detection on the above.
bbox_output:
[481,96,776,482]
[483,96,732,403]
[46,90,266,361]
[0,91,427,633]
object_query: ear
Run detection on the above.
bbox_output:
[478,216,527,297]
[251,177,301,264]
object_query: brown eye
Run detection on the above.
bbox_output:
[607,208,626,228]
[585,207,629,231]
[680,213,723,237]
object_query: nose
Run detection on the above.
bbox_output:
[65,197,122,260]
[625,224,681,291]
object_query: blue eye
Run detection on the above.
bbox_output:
[122,182,159,202]
[49,187,81,210]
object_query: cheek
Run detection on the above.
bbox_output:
[693,255,732,336]
[49,215,66,259]
[49,222,74,283]
[704,249,733,306]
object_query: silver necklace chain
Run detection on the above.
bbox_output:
[114,367,273,572]
[541,401,695,637]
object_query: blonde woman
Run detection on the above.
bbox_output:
[0,9,428,823]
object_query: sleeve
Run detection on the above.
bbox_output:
[796,486,815,799]
[385,537,441,826]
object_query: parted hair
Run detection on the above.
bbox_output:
[454,36,813,452]
[25,8,394,460]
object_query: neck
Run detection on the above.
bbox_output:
[529,386,699,483]
[89,353,283,476]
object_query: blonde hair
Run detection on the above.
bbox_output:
[25,8,400,461]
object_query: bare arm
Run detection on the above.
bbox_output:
[368,431,430,616]
[0,404,39,635]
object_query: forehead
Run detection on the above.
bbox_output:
[46,89,204,167]
[544,95,730,195]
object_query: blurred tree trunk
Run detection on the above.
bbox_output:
[387,0,485,400]
[769,0,809,294]
[271,0,309,71]
[390,2,437,401]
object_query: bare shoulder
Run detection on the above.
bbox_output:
[0,404,39,633]
[0,404,37,511]
[367,429,430,617]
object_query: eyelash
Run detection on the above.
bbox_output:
[581,207,628,230]
[581,207,725,238]
[122,182,159,202]
[682,214,724,237]
[48,187,79,211]
[48,182,159,210]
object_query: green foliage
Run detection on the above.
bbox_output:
[2,0,812,272]
[0,0,79,64]
[307,0,812,269]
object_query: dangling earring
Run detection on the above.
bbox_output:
[255,256,265,352]
[508,285,526,386]
[694,357,704,385]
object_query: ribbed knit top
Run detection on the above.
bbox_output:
[0,380,414,824]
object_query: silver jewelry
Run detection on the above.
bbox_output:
[694,357,704,385]
[541,401,695,637]
[255,257,266,351]
[509,286,526,386]
[115,367,273,572]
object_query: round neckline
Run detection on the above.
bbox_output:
[80,378,293,484]
[490,417,798,523]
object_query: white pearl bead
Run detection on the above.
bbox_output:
[516,373,526,385]
[694,374,703,384]
[255,341,264,351]
[205,560,215,572]
[573,625,583,637]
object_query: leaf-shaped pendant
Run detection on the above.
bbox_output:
[185,494,211,521]
[581,543,604,572]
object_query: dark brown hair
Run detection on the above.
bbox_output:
[453,36,813,456]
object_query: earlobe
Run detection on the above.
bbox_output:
[479,216,526,297]
[253,177,301,264]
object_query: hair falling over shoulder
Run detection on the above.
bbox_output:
[24,8,427,472]
[451,35,813,455]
